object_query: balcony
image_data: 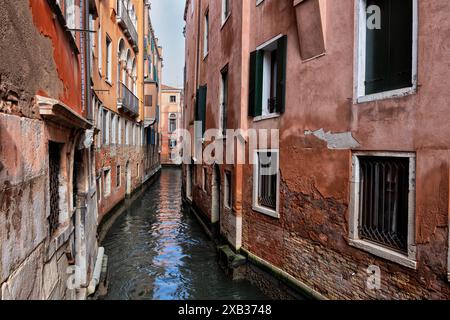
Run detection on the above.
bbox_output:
[116,0,139,52]
[118,83,139,117]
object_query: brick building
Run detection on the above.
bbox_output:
[182,0,450,299]
[92,0,161,221]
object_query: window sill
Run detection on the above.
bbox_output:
[203,52,209,61]
[253,113,281,122]
[348,238,417,270]
[356,86,416,104]
[252,205,280,219]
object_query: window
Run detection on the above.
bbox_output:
[98,24,102,74]
[253,150,280,218]
[356,0,417,102]
[222,0,231,23]
[202,167,207,192]
[220,67,228,135]
[125,120,129,145]
[224,171,232,209]
[111,114,117,144]
[106,36,112,83]
[48,142,62,235]
[116,165,121,188]
[102,109,109,145]
[118,117,122,145]
[145,95,153,107]
[137,163,140,177]
[169,113,177,133]
[203,10,209,57]
[349,152,416,269]
[249,35,287,119]
[170,95,177,103]
[169,139,177,149]
[104,168,111,197]
[195,85,207,137]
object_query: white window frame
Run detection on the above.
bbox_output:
[349,151,417,269]
[118,117,122,145]
[111,114,117,144]
[354,0,418,104]
[103,167,111,197]
[106,35,113,84]
[98,23,102,75]
[252,149,280,219]
[221,0,231,26]
[203,10,209,58]
[125,120,129,145]
[254,34,284,121]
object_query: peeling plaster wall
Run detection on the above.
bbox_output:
[0,1,95,300]
[184,0,450,299]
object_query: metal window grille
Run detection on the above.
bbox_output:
[48,142,61,235]
[258,152,277,210]
[358,156,410,253]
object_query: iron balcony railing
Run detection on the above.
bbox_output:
[118,82,139,116]
[116,0,138,51]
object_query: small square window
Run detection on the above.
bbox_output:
[170,95,177,103]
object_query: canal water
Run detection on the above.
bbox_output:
[101,168,268,300]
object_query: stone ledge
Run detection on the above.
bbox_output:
[240,247,327,300]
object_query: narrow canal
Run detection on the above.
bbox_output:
[101,168,268,300]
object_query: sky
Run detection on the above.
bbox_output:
[150,0,186,89]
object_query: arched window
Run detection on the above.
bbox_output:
[117,39,125,93]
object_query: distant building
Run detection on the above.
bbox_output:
[160,85,183,165]
[92,0,162,221]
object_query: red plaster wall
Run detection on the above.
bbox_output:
[29,0,83,116]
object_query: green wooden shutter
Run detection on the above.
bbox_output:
[276,35,287,114]
[198,85,207,135]
[365,0,389,95]
[365,0,412,95]
[248,51,256,117]
[388,0,413,90]
[248,50,263,117]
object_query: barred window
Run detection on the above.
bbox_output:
[358,156,410,253]
[253,150,279,218]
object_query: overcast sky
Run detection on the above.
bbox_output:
[150,0,185,89]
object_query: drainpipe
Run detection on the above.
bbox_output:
[87,247,105,296]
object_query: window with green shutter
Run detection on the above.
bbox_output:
[248,35,287,118]
[364,0,413,95]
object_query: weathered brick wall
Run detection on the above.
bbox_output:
[95,144,147,221]
[241,147,450,300]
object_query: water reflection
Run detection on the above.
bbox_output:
[102,168,267,300]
